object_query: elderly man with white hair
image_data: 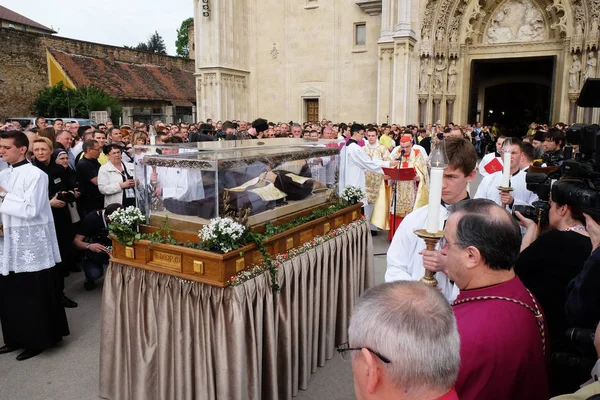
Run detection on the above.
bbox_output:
[340,281,461,400]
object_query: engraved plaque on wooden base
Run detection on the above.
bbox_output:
[150,250,182,272]
[299,229,313,244]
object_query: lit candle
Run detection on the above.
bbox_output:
[501,150,511,187]
[426,167,444,233]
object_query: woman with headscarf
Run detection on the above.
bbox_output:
[31,139,78,308]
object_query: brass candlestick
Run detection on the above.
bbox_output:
[496,186,514,192]
[414,229,444,286]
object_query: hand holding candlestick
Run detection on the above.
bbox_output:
[416,138,448,287]
[497,138,514,193]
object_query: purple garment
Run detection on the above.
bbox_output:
[453,276,549,400]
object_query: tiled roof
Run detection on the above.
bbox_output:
[0,6,55,33]
[48,49,196,104]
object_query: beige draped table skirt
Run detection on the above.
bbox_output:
[99,222,373,400]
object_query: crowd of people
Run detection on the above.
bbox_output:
[0,114,599,400]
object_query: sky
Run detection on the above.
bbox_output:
[3,0,193,56]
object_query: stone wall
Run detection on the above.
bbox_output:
[0,28,195,119]
[0,28,48,117]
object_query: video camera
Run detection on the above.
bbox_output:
[514,80,600,225]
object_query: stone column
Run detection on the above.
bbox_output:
[446,97,455,125]
[568,94,578,124]
[418,95,428,125]
[379,0,393,43]
[432,96,442,124]
[394,0,415,38]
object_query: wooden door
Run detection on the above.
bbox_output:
[306,99,319,123]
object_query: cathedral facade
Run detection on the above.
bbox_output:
[194,0,600,126]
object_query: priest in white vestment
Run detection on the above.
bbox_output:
[0,131,68,361]
[362,128,390,233]
[339,124,398,203]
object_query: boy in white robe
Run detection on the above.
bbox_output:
[385,137,478,301]
[0,131,68,361]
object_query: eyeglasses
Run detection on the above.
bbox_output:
[439,236,462,249]
[336,342,391,363]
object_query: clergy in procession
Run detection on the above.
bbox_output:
[339,124,398,203]
[0,130,69,361]
[440,199,549,400]
[478,135,505,177]
[474,138,538,210]
[385,137,477,301]
[376,135,429,241]
[362,127,390,235]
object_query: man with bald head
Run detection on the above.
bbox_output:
[345,281,460,400]
[434,199,549,400]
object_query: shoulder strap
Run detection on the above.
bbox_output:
[452,289,546,355]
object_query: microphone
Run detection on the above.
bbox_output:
[396,149,405,160]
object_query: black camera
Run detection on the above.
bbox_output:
[513,202,550,225]
[519,122,600,225]
[57,191,76,203]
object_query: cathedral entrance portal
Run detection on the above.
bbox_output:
[467,56,554,135]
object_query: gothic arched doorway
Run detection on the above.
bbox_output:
[467,56,554,134]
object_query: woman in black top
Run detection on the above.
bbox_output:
[515,180,592,395]
[31,139,78,308]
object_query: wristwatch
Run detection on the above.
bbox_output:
[0,191,6,201]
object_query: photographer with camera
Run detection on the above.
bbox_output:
[552,324,600,399]
[31,138,79,309]
[73,203,121,291]
[565,213,600,332]
[514,180,592,395]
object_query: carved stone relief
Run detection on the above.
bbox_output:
[584,51,597,80]
[420,58,432,92]
[569,54,582,92]
[486,0,546,44]
[447,59,458,93]
[546,0,568,37]
[432,57,447,92]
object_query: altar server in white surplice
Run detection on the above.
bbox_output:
[474,139,537,210]
[0,130,68,361]
[339,124,398,203]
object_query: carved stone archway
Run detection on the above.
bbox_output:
[417,0,600,125]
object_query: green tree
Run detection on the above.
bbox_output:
[147,31,167,55]
[32,82,121,118]
[175,17,194,58]
[125,31,167,55]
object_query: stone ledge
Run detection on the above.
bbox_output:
[355,0,382,16]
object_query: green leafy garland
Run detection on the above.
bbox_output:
[139,202,351,292]
[263,203,348,237]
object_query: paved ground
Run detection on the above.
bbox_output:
[0,174,482,400]
[0,235,388,400]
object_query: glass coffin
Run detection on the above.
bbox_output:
[135,140,341,231]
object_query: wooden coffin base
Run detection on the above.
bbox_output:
[111,202,363,287]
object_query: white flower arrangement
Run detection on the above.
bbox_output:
[341,185,365,205]
[108,206,145,246]
[198,217,247,253]
[108,206,145,226]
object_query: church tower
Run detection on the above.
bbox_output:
[193,0,250,121]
